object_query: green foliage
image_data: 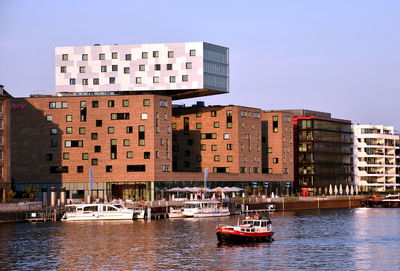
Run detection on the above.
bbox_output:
[24,186,39,199]
[7,190,16,201]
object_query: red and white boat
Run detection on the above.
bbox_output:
[216,216,274,243]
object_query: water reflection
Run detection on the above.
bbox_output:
[0,209,400,270]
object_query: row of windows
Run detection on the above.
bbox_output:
[173,143,233,152]
[50,164,147,173]
[49,136,148,148]
[46,150,152,161]
[68,75,189,85]
[61,49,196,61]
[240,110,261,119]
[61,62,193,74]
[48,99,167,111]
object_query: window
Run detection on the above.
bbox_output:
[254,112,260,119]
[227,156,233,162]
[99,53,105,60]
[214,155,220,162]
[155,64,161,71]
[211,145,217,151]
[196,111,202,117]
[93,78,99,85]
[268,147,272,153]
[123,139,130,146]
[101,66,107,72]
[172,123,177,130]
[62,54,68,61]
[273,158,279,164]
[63,152,70,160]
[112,52,118,59]
[111,113,130,120]
[187,139,193,145]
[167,64,173,70]
[50,128,58,135]
[273,116,278,133]
[138,125,145,146]
[81,54,88,61]
[108,100,115,107]
[153,51,159,58]
[79,66,85,73]
[94,146,101,153]
[125,54,131,60]
[79,127,86,134]
[227,144,233,150]
[49,101,68,109]
[144,152,150,159]
[162,165,170,172]
[108,127,115,134]
[168,51,174,58]
[46,153,53,161]
[127,165,146,172]
[200,144,206,151]
[66,127,73,134]
[201,133,217,139]
[91,158,98,166]
[143,99,150,106]
[65,140,83,147]
[153,76,159,83]
[91,133,98,140]
[82,153,89,160]
[211,111,217,117]
[46,114,53,122]
[142,52,148,59]
[284,168,289,174]
[189,49,196,56]
[136,77,142,84]
[196,156,202,162]
[70,78,76,85]
[122,100,129,107]
[82,79,88,85]
[126,126,133,133]
[141,113,148,120]
[60,66,66,73]
[109,77,115,84]
[186,62,192,69]
[106,165,112,172]
[214,122,220,128]
[182,75,188,82]
[254,167,259,174]
[169,76,176,83]
[77,166,84,173]
[268,168,273,174]
[224,133,230,140]
[159,100,167,107]
[126,151,133,158]
[240,167,246,173]
[196,123,202,129]
[124,67,130,74]
[50,166,68,173]
[139,64,145,71]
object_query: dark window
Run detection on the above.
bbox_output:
[111,139,117,160]
[273,116,278,133]
[91,133,98,140]
[45,153,53,161]
[106,165,112,172]
[50,140,58,148]
[108,100,115,107]
[109,77,115,84]
[187,139,193,145]
[91,158,98,166]
[77,166,84,173]
[167,64,173,70]
[80,101,87,122]
[94,146,101,152]
[127,165,146,172]
[92,101,99,108]
[126,126,133,133]
[155,64,161,71]
[50,166,68,173]
[96,120,102,127]
[112,65,118,71]
[125,54,131,60]
[201,133,217,139]
[65,140,83,147]
[144,152,150,159]
[111,113,130,120]
[138,125,145,146]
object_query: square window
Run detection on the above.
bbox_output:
[66,127,73,134]
[66,115,72,122]
[139,64,145,71]
[109,77,115,84]
[168,51,174,58]
[126,126,133,133]
[186,62,192,69]
[182,75,188,82]
[214,155,220,162]
[50,139,57,148]
[189,49,196,56]
[200,144,206,151]
[273,158,279,164]
[91,133,98,140]
[227,144,233,150]
[167,64,173,70]
[124,139,130,146]
[82,79,88,85]
[60,66,67,73]
[106,165,113,172]
[153,51,159,58]
[45,153,53,161]
[169,76,176,83]
[126,151,133,158]
[79,66,85,73]
[50,128,58,135]
[153,76,159,83]
[196,123,202,129]
[144,152,150,159]
[125,54,131,60]
[79,127,86,134]
[63,152,70,160]
[155,64,161,71]
[99,53,105,60]
[196,112,202,117]
[82,54,88,61]
[112,65,118,71]
[227,156,233,162]
[108,100,115,107]
[112,52,118,59]
[62,54,68,61]
[91,158,98,166]
[92,101,99,108]
[77,166,84,173]
[93,78,99,85]
[82,153,89,160]
[124,67,130,74]
[214,122,220,128]
[136,77,142,84]
[94,146,101,152]
[143,99,150,106]
[123,100,129,107]
[211,145,217,151]
[69,78,76,85]
[141,113,148,120]
[108,127,115,134]
[101,66,107,72]
[142,52,148,59]
[46,114,53,122]
[224,133,230,140]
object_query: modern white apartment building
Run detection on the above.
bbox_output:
[55,42,229,100]
[353,124,400,191]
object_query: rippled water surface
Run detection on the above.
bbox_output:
[1,208,400,270]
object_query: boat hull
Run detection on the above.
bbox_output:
[216,229,274,244]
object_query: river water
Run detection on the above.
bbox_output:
[0,208,399,270]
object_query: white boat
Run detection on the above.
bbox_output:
[182,200,230,218]
[61,203,136,221]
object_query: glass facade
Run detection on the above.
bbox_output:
[295,118,353,193]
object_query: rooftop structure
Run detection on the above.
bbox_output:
[55,42,229,100]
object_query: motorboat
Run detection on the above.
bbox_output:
[266,204,276,212]
[181,200,230,218]
[168,206,184,218]
[61,203,136,221]
[216,216,274,244]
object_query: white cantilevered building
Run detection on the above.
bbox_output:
[353,124,400,191]
[55,42,229,100]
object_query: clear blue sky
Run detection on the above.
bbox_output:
[1,0,399,128]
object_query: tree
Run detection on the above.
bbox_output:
[7,190,16,201]
[24,186,39,200]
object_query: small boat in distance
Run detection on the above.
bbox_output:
[61,203,137,221]
[182,200,230,218]
[216,216,274,244]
